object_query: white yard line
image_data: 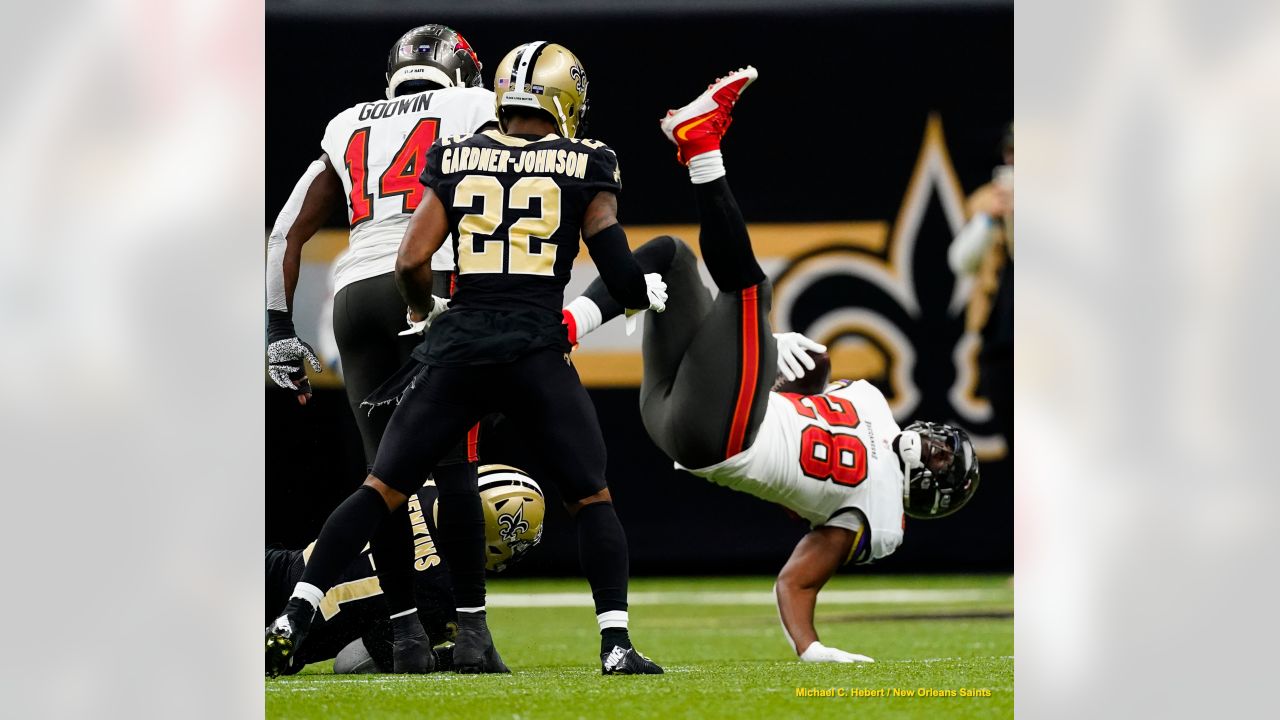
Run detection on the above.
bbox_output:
[485,589,1008,608]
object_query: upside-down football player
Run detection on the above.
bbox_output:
[561,67,981,663]
[267,41,667,677]
[265,466,544,675]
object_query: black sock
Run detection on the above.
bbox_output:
[299,485,390,593]
[694,178,766,293]
[583,234,680,323]
[602,627,632,652]
[575,502,630,653]
[456,608,487,628]
[370,502,417,617]
[391,612,429,643]
[435,462,486,609]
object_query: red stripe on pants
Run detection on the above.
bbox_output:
[725,286,760,458]
[466,423,480,463]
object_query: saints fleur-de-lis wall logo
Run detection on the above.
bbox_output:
[772,114,1005,460]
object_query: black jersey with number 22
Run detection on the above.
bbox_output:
[414,129,622,366]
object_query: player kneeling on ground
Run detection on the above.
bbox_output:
[561,66,980,664]
[265,465,544,676]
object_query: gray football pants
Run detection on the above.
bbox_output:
[638,237,777,469]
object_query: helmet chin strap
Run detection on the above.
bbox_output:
[551,96,570,137]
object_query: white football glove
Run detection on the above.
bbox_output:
[799,641,874,664]
[773,332,828,382]
[398,296,450,336]
[623,273,668,336]
[643,273,668,313]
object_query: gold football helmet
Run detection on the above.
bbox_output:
[493,41,590,138]
[478,464,546,572]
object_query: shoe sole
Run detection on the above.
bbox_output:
[454,663,510,674]
[660,66,758,141]
[453,649,510,674]
[265,633,294,678]
[603,667,665,675]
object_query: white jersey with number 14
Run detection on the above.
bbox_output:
[319,86,497,293]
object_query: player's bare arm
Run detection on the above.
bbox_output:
[395,185,449,320]
[281,155,343,307]
[774,526,854,655]
[582,190,619,238]
[265,154,343,404]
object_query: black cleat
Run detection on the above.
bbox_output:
[392,632,436,673]
[453,614,510,674]
[391,614,436,674]
[265,599,315,678]
[601,645,664,675]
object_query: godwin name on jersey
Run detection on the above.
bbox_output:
[682,380,906,563]
[319,87,497,293]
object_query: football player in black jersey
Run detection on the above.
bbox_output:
[267,42,666,676]
[265,466,545,675]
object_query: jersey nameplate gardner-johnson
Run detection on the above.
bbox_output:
[437,134,606,180]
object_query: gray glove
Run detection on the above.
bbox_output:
[267,310,322,401]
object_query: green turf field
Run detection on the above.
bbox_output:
[266,575,1013,719]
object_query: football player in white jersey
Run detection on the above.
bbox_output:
[264,24,496,674]
[561,67,981,664]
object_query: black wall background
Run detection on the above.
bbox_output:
[266,5,1013,575]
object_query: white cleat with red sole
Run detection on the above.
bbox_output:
[659,66,758,165]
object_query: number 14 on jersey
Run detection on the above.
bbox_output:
[343,118,441,226]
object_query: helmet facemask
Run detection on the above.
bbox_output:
[898,422,980,519]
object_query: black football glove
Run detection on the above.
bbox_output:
[267,310,322,402]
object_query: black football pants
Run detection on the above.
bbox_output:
[632,237,777,469]
[332,271,471,468]
[372,350,608,502]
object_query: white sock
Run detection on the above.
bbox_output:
[291,582,324,610]
[457,606,486,614]
[597,610,629,631]
[564,296,603,341]
[688,149,725,184]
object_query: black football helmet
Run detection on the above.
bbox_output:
[897,421,980,519]
[386,24,483,99]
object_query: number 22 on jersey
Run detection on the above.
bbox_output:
[453,176,561,276]
[343,118,441,226]
[784,393,869,488]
